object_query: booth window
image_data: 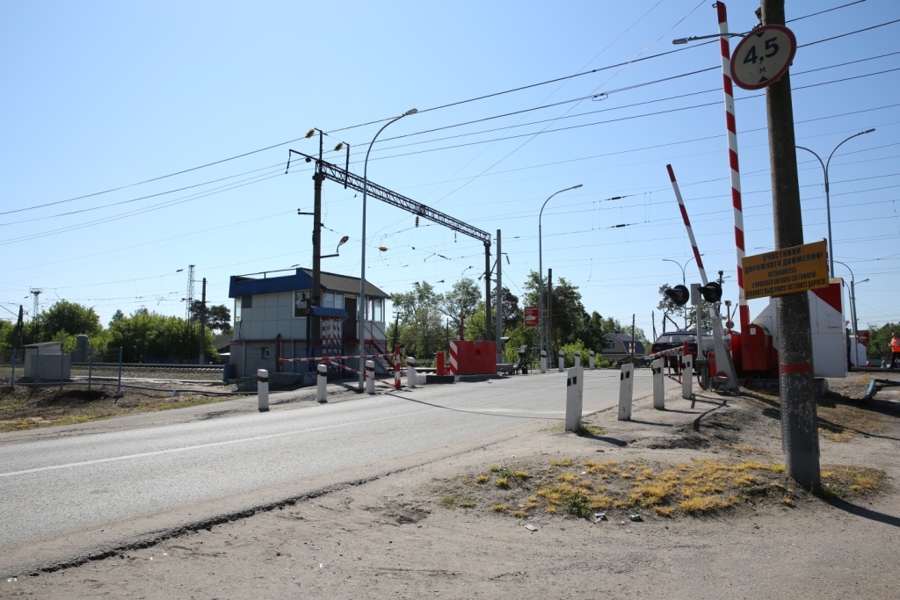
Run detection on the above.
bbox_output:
[294,290,310,317]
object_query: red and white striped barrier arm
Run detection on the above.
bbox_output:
[278,353,391,364]
[321,357,397,388]
[715,2,749,335]
[667,165,710,286]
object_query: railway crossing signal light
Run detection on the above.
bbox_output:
[699,281,723,303]
[664,284,690,306]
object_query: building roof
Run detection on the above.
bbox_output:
[213,334,232,352]
[228,268,390,300]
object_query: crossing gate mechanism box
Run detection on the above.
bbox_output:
[449,340,497,375]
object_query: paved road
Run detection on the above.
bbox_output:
[0,369,656,573]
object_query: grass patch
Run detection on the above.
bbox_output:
[0,386,239,432]
[440,456,885,522]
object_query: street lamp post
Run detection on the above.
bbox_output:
[358,109,417,390]
[538,184,583,359]
[662,256,699,329]
[796,128,875,278]
[833,260,868,368]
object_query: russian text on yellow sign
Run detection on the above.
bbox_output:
[742,240,829,300]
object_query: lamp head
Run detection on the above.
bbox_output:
[403,108,418,116]
[337,235,349,248]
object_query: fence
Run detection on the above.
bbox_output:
[1,348,224,389]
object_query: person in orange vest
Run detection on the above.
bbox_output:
[892,332,900,368]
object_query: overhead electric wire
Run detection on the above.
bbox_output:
[4,4,888,219]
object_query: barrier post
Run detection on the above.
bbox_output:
[407,357,417,389]
[682,354,694,400]
[257,369,269,412]
[393,345,401,390]
[652,358,665,410]
[558,350,564,373]
[366,360,375,395]
[10,348,16,389]
[565,366,584,432]
[618,363,634,421]
[316,363,328,403]
[436,351,445,376]
[540,350,547,373]
[574,351,581,368]
[589,350,595,370]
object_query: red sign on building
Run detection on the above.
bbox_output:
[857,330,869,346]
[525,307,539,327]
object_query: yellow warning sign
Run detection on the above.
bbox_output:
[743,240,829,300]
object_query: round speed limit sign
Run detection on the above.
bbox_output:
[730,25,797,90]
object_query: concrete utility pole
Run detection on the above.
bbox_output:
[495,230,503,362]
[198,277,207,364]
[762,0,820,488]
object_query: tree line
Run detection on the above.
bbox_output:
[388,271,648,366]
[0,300,232,364]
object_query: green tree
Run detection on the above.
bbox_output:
[493,287,522,333]
[0,320,15,353]
[440,278,480,336]
[109,309,125,328]
[392,281,445,360]
[107,309,212,363]
[41,300,103,339]
[189,301,232,333]
[521,271,586,350]
[462,303,486,341]
[868,322,899,364]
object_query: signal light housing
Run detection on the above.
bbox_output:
[699,281,723,303]
[664,284,690,306]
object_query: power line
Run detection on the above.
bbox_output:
[3,2,877,219]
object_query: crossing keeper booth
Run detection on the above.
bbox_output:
[449,340,497,376]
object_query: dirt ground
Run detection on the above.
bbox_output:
[2,374,900,599]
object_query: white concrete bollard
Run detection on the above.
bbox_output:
[617,363,634,421]
[407,357,417,389]
[652,358,665,410]
[589,350,595,370]
[366,360,375,395]
[682,354,694,400]
[257,369,269,413]
[565,366,584,432]
[574,351,581,368]
[540,350,547,373]
[558,351,565,373]
[316,363,328,403]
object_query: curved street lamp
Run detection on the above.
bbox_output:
[662,256,700,329]
[796,128,875,278]
[538,184,583,359]
[833,259,869,368]
[358,108,417,389]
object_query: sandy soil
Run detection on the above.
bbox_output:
[3,375,900,600]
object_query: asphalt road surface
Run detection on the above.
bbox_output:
[0,369,656,573]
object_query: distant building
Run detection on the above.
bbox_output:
[227,268,390,379]
[601,333,645,363]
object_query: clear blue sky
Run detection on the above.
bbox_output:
[2,0,898,341]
